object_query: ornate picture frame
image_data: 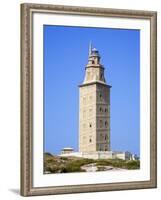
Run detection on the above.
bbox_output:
[21,3,157,196]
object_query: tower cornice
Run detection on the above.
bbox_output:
[85,64,104,69]
[79,81,112,88]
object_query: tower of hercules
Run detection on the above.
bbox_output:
[79,43,111,152]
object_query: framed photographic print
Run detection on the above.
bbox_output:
[20,3,157,196]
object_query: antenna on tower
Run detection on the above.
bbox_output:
[89,41,92,57]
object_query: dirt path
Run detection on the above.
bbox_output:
[81,163,127,172]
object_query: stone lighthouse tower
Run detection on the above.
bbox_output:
[79,43,111,152]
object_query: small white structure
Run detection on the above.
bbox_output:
[61,147,74,154]
[60,150,136,160]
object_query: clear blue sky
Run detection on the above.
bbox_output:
[44,25,140,156]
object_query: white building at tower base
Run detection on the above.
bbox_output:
[60,148,138,161]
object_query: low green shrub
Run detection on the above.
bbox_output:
[125,160,140,169]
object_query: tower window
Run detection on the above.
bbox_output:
[99,93,102,100]
[83,110,86,118]
[83,124,86,129]
[100,133,103,140]
[89,108,92,112]
[105,108,107,112]
[105,121,108,127]
[100,120,103,128]
[89,123,92,128]
[83,97,86,104]
[89,138,92,143]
